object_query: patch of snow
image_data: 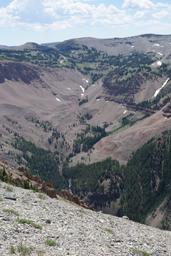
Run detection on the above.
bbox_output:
[67,87,71,90]
[153,43,160,47]
[96,99,100,101]
[153,78,169,98]
[131,45,135,48]
[123,110,127,114]
[82,78,89,84]
[157,61,162,67]
[151,60,162,67]
[157,52,163,56]
[81,93,84,97]
[80,85,85,93]
[56,97,62,102]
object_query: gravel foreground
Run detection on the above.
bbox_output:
[0,181,171,256]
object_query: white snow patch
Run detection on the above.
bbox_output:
[56,97,62,102]
[67,87,71,90]
[157,61,162,67]
[81,93,84,97]
[82,78,89,83]
[153,43,160,47]
[153,78,169,98]
[157,52,163,56]
[123,110,127,114]
[131,45,135,48]
[80,85,85,93]
[96,99,100,101]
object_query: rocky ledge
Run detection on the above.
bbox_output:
[0,181,171,256]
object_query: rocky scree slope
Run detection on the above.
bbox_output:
[0,180,171,256]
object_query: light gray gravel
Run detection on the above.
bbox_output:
[0,181,171,256]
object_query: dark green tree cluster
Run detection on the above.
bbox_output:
[13,137,66,189]
[73,125,106,154]
[122,131,171,222]
[67,130,171,223]
[63,158,122,195]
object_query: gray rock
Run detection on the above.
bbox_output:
[122,216,129,220]
[0,181,170,256]
[3,192,17,201]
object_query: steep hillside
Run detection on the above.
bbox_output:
[1,35,171,231]
[0,180,170,256]
[1,34,171,167]
[64,130,171,230]
[122,131,171,228]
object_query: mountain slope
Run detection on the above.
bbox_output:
[0,180,170,256]
[72,109,171,164]
[65,130,171,230]
[46,34,171,56]
[0,35,171,194]
[1,34,171,234]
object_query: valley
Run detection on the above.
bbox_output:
[1,34,171,231]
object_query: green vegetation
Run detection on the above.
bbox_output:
[102,53,156,102]
[0,45,159,87]
[10,244,33,256]
[104,228,113,234]
[37,193,46,200]
[5,185,14,192]
[0,167,12,183]
[64,158,123,195]
[10,245,16,254]
[13,137,66,189]
[73,125,106,154]
[0,48,60,68]
[107,113,147,136]
[66,130,171,225]
[3,208,19,216]
[17,218,43,230]
[78,97,88,106]
[45,239,57,247]
[130,248,151,256]
[122,130,171,222]
[138,80,171,111]
[107,114,135,136]
[107,123,130,136]
[0,166,38,191]
[7,129,171,226]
